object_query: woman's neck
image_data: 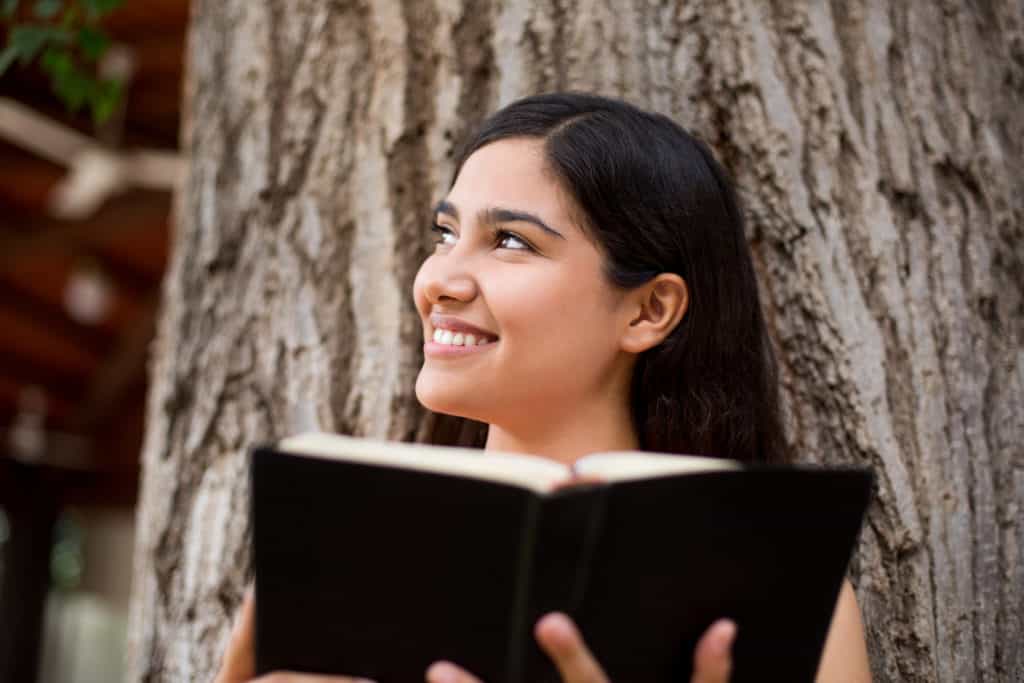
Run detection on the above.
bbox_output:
[483,394,639,465]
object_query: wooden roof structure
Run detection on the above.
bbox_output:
[0,1,189,507]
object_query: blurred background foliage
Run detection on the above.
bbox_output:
[1,0,126,123]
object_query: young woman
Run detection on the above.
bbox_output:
[216,93,872,683]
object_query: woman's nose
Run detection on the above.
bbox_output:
[420,259,479,304]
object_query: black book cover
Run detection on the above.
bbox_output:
[251,445,872,683]
[552,469,873,682]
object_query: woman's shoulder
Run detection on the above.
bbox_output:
[815,579,872,682]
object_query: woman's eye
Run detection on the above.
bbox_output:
[430,224,457,246]
[496,230,533,251]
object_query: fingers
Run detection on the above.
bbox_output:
[691,619,736,683]
[425,661,484,683]
[255,674,376,683]
[535,613,609,683]
[215,586,257,683]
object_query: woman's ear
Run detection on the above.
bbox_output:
[620,274,688,353]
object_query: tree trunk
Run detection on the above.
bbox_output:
[126,1,1024,681]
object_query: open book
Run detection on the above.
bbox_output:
[250,432,873,683]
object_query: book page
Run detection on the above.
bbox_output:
[278,432,569,493]
[573,451,740,483]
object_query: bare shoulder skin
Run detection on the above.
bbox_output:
[816,579,872,682]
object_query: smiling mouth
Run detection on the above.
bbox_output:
[429,327,498,347]
[427,314,499,348]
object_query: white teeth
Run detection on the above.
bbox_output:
[432,328,495,346]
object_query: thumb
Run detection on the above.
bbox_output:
[691,619,735,683]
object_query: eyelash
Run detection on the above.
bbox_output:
[430,224,535,252]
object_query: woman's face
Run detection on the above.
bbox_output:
[413,137,633,430]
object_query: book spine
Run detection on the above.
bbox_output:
[566,484,609,615]
[505,494,543,683]
[520,485,608,683]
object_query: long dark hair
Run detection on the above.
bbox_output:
[422,92,788,465]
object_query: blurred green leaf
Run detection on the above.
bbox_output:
[53,63,89,111]
[77,24,106,60]
[10,24,50,62]
[32,0,61,19]
[81,0,121,20]
[59,0,76,26]
[50,514,83,591]
[51,540,82,589]
[9,23,70,64]
[0,45,17,74]
[2,0,124,120]
[40,44,71,77]
[90,76,119,123]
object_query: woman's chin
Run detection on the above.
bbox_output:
[415,372,486,421]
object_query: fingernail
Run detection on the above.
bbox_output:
[541,612,571,629]
[427,661,458,683]
[536,612,574,642]
[712,620,737,656]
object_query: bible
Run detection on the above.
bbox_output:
[250,432,872,683]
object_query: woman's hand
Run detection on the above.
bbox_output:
[213,587,375,683]
[216,588,735,683]
[425,613,737,683]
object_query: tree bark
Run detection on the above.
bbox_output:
[126,1,1024,681]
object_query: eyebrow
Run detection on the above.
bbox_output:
[433,199,566,240]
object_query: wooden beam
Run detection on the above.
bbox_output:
[89,245,165,297]
[0,190,170,271]
[0,306,100,376]
[125,85,183,125]
[71,294,157,431]
[0,73,179,150]
[0,352,89,401]
[0,273,114,357]
[125,32,187,81]
[88,229,168,293]
[0,235,163,318]
[0,375,75,423]
[104,0,190,36]
[0,143,63,213]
